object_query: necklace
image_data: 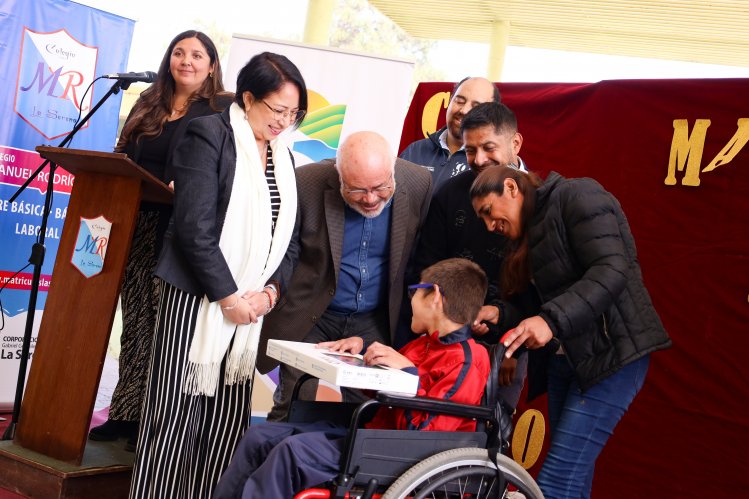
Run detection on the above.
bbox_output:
[170,100,188,117]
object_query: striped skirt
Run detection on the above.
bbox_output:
[129,281,253,498]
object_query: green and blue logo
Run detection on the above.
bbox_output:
[291,90,346,163]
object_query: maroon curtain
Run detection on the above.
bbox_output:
[401,79,749,497]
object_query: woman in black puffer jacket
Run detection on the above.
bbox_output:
[470,165,671,499]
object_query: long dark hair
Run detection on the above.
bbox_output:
[470,166,543,297]
[235,52,308,129]
[116,30,228,151]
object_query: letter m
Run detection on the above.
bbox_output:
[75,236,99,253]
[19,62,62,97]
[664,119,710,187]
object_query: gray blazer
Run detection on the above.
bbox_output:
[255,158,432,373]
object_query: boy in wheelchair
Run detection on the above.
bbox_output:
[214,258,491,498]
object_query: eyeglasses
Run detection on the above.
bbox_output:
[342,174,394,199]
[261,100,306,122]
[407,283,443,299]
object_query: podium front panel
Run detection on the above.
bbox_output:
[16,171,141,464]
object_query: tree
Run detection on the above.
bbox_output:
[330,0,445,87]
[193,18,232,70]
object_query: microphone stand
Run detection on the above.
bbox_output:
[2,78,131,440]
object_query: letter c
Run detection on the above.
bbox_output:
[421,91,450,139]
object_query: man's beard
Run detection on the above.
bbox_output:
[340,180,396,218]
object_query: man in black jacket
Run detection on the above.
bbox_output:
[403,102,537,410]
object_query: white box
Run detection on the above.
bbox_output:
[267,339,419,395]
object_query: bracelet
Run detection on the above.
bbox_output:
[261,289,274,314]
[221,295,239,310]
[264,284,278,306]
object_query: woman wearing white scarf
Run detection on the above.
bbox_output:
[130,52,307,499]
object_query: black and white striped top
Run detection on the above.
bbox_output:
[265,144,280,233]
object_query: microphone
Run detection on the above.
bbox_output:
[102,71,157,83]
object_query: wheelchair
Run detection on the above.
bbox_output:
[287,342,544,499]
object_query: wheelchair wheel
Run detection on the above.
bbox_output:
[382,447,544,499]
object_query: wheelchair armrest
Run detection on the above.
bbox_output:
[374,391,494,422]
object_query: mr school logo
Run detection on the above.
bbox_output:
[15,28,98,140]
[71,215,111,278]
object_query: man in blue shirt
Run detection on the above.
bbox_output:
[256,131,432,421]
[400,76,499,193]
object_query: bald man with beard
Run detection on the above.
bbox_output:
[257,131,432,421]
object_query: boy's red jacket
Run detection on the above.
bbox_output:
[366,324,490,432]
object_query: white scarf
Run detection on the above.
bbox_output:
[183,102,298,396]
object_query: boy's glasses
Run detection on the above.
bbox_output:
[407,283,442,299]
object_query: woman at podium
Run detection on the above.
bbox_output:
[88,30,232,452]
[128,52,307,498]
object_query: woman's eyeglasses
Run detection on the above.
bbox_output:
[261,99,306,122]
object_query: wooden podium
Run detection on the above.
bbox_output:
[0,147,171,496]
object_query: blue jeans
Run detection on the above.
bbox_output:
[537,354,650,499]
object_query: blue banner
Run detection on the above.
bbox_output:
[0,0,134,405]
[0,0,133,315]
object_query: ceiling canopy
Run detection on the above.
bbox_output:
[368,0,749,68]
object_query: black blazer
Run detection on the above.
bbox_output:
[121,94,234,183]
[154,108,298,303]
[154,109,238,301]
